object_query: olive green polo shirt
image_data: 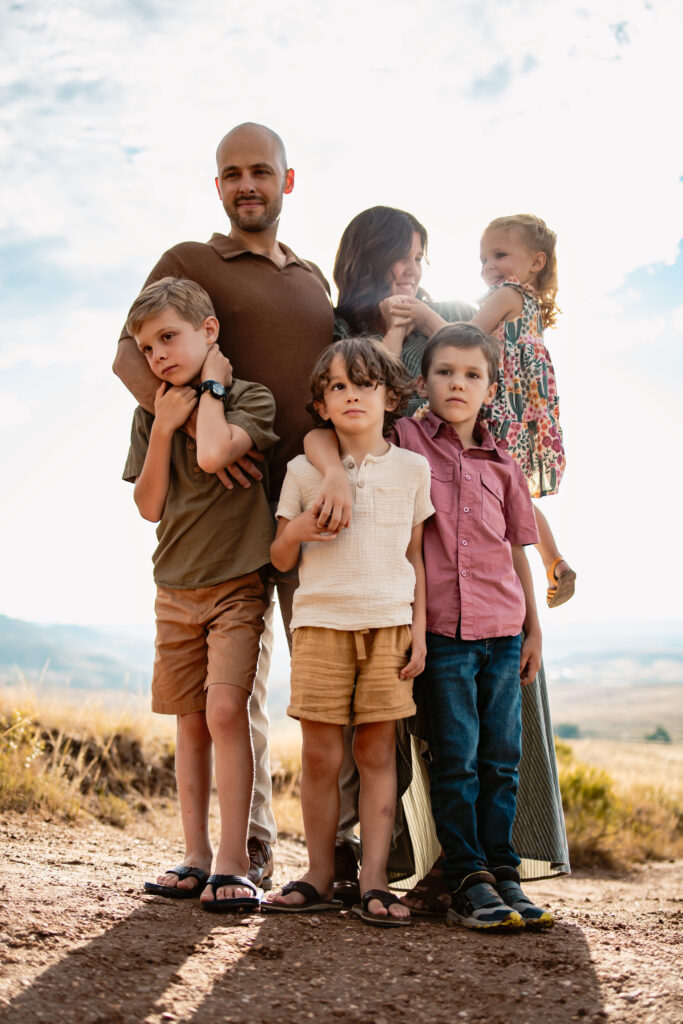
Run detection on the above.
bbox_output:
[123,380,277,589]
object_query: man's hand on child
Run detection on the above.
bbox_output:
[201,343,233,387]
[400,630,427,679]
[153,382,198,434]
[312,467,353,530]
[215,450,265,491]
[519,630,542,685]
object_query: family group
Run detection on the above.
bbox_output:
[115,121,573,931]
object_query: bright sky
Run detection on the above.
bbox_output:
[1,0,682,639]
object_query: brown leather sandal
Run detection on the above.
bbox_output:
[546,557,576,608]
[398,856,451,917]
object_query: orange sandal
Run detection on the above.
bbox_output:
[546,557,576,608]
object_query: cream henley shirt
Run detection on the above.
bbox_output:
[277,445,434,631]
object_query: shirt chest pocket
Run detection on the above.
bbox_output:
[480,473,506,538]
[429,461,454,513]
[373,487,407,526]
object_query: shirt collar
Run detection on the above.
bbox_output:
[420,409,499,453]
[342,444,393,469]
[207,232,304,267]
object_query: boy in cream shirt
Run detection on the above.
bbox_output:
[265,338,433,927]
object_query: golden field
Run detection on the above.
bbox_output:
[1,683,681,870]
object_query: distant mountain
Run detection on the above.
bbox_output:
[0,614,153,693]
[1,613,681,735]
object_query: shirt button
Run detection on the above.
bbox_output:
[461,570,468,577]
[463,507,470,512]
[188,442,196,450]
[462,539,468,546]
[193,466,201,474]
[357,481,364,488]
[465,474,472,481]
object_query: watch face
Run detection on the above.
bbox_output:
[210,382,225,399]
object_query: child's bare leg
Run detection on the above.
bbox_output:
[534,503,576,606]
[269,720,344,906]
[533,503,570,573]
[354,720,410,921]
[200,684,254,903]
[155,710,213,892]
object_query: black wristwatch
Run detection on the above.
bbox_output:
[197,380,227,402]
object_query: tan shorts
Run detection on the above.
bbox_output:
[288,624,415,726]
[151,571,268,715]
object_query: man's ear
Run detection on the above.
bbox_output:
[214,177,222,199]
[314,399,330,421]
[203,316,220,343]
[416,375,428,398]
[284,168,295,195]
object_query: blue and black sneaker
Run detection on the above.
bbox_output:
[446,870,524,930]
[492,866,554,929]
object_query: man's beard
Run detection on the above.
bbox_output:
[228,197,282,233]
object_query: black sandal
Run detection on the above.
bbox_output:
[144,865,208,900]
[351,889,412,927]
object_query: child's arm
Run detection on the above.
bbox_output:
[195,345,256,473]
[270,512,338,571]
[303,428,353,530]
[511,544,542,685]
[401,522,427,679]
[133,383,198,521]
[470,287,523,336]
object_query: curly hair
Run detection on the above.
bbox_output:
[307,337,415,433]
[333,206,428,334]
[484,214,560,329]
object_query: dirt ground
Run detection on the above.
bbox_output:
[0,810,680,1024]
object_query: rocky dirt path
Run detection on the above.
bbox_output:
[0,812,680,1024]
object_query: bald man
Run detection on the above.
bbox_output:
[115,123,334,895]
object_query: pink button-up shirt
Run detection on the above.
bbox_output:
[392,412,539,641]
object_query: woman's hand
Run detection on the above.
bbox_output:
[379,295,416,333]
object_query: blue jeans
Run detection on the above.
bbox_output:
[417,631,522,889]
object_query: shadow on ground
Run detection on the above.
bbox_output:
[4,896,603,1024]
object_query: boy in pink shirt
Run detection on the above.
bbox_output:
[307,322,551,930]
[392,323,551,929]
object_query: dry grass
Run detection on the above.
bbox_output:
[557,740,683,870]
[269,719,304,837]
[0,683,176,825]
[2,683,682,870]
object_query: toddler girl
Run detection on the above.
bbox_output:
[471,214,575,608]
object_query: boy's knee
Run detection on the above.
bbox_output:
[206,685,249,736]
[353,727,395,773]
[302,736,344,779]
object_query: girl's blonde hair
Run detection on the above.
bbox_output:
[485,214,560,328]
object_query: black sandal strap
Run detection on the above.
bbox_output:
[206,873,257,896]
[167,865,208,884]
[361,889,401,911]
[281,880,322,902]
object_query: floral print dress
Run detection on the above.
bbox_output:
[482,277,565,497]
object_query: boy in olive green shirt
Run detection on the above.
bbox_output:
[123,277,276,912]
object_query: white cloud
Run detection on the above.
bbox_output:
[1,0,682,628]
